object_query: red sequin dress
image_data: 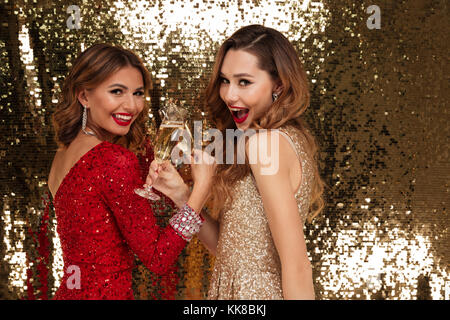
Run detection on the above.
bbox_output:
[51,140,186,300]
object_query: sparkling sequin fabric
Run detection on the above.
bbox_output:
[51,141,186,299]
[208,125,314,299]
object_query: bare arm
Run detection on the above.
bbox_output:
[247,131,315,300]
[167,185,220,255]
[196,209,220,255]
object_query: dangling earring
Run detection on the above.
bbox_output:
[272,93,279,102]
[82,105,96,136]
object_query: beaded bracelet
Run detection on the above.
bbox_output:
[169,203,204,242]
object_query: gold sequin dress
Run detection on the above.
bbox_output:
[207,125,315,300]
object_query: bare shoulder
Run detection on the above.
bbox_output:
[245,129,298,171]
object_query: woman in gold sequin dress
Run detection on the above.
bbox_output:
[148,25,325,299]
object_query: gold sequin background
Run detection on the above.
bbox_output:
[0,0,448,300]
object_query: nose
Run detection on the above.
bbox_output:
[123,93,139,114]
[223,84,239,105]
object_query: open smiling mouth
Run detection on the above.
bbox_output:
[112,113,132,126]
[230,107,250,124]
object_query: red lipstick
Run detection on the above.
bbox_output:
[229,106,249,124]
[112,113,133,126]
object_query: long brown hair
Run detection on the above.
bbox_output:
[206,25,325,223]
[52,43,152,155]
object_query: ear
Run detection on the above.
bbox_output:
[272,80,283,96]
[77,89,89,108]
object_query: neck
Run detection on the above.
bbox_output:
[82,127,96,137]
[84,125,118,142]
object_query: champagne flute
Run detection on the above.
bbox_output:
[134,103,192,200]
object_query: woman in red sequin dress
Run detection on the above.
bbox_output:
[48,44,215,299]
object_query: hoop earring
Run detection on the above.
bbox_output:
[272,93,279,102]
[82,105,96,136]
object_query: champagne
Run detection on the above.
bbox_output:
[134,101,191,201]
[154,121,185,162]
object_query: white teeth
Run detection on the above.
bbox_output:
[114,114,132,121]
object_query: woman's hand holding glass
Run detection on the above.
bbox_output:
[145,148,217,209]
[189,148,217,191]
[144,159,189,208]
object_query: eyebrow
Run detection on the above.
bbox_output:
[107,83,144,91]
[220,72,254,78]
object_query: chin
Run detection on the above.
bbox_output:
[237,119,253,131]
[106,128,130,137]
[118,129,131,136]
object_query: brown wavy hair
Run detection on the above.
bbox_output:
[206,25,325,223]
[52,43,152,155]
